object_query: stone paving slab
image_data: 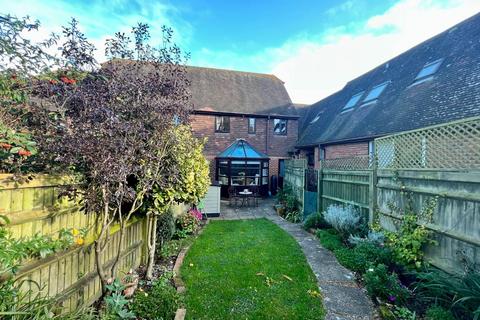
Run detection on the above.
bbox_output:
[269,216,375,320]
[212,198,375,320]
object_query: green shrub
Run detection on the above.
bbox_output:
[303,212,330,230]
[158,236,195,261]
[425,306,455,320]
[414,268,480,319]
[131,280,180,320]
[174,211,200,239]
[102,279,135,319]
[285,209,302,223]
[352,242,393,274]
[334,247,363,272]
[317,229,344,251]
[382,198,437,268]
[363,264,409,304]
[157,212,175,245]
[323,205,366,239]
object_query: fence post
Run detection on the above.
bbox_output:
[317,167,323,214]
[301,167,306,216]
[368,157,378,225]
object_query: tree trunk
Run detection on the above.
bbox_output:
[110,219,125,278]
[146,213,158,279]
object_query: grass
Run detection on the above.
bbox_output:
[181,219,325,320]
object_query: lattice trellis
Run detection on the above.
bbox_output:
[285,158,307,169]
[375,116,480,170]
[321,155,371,170]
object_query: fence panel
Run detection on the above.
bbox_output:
[320,169,371,219]
[284,165,305,212]
[0,174,147,312]
[374,116,480,273]
[376,170,480,273]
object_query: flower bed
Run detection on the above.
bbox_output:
[304,203,478,320]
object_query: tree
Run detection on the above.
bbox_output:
[0,15,58,174]
[27,20,191,292]
[146,125,210,278]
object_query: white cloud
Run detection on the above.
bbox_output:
[270,0,480,104]
[1,0,192,63]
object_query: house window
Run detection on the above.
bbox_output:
[273,119,287,135]
[415,58,443,81]
[362,81,389,103]
[215,116,230,133]
[342,91,364,111]
[248,118,256,134]
[319,147,325,160]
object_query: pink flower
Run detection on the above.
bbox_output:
[189,208,202,220]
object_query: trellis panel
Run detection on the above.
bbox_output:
[376,116,480,170]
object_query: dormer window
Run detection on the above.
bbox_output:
[362,81,389,103]
[342,91,364,111]
[414,58,443,81]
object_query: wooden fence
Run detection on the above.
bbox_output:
[284,117,480,274]
[376,169,480,273]
[320,169,372,221]
[284,161,305,212]
[0,174,147,311]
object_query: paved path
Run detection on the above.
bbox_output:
[213,198,375,320]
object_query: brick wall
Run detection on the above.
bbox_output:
[324,142,369,159]
[191,114,298,158]
[191,114,297,189]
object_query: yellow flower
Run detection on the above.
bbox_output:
[72,228,79,236]
[76,238,84,245]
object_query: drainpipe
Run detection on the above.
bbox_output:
[265,115,270,154]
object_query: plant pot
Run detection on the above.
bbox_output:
[123,280,138,298]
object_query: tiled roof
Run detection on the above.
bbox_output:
[187,66,298,116]
[297,12,480,147]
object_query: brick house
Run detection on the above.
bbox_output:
[296,13,480,168]
[186,66,301,196]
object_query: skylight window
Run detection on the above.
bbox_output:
[310,112,321,123]
[363,82,389,103]
[342,91,364,111]
[415,59,443,81]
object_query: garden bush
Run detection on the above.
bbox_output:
[364,264,409,305]
[131,279,180,320]
[174,210,200,239]
[382,198,437,268]
[352,242,394,274]
[156,212,175,246]
[349,230,385,246]
[316,229,344,251]
[334,247,363,272]
[275,186,301,222]
[425,306,455,320]
[303,212,330,230]
[323,205,362,238]
[414,268,480,319]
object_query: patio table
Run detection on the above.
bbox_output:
[238,190,253,207]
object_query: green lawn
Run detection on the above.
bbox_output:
[181,219,325,320]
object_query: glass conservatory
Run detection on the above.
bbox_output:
[216,139,270,197]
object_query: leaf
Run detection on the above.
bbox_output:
[9,147,21,154]
[282,275,293,281]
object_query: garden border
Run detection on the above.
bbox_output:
[171,219,210,320]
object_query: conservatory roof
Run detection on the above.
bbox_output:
[217,139,269,159]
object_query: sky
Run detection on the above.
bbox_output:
[2,0,480,104]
